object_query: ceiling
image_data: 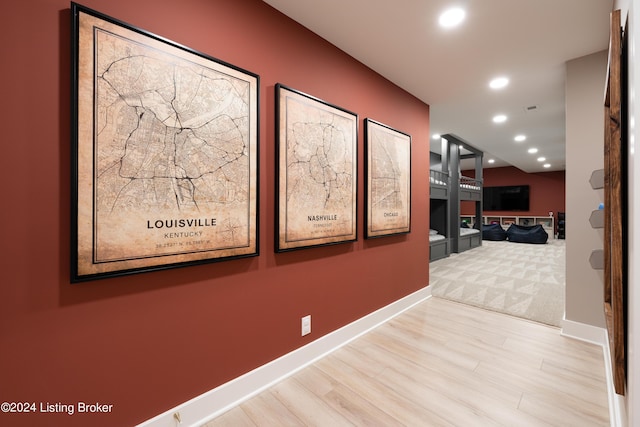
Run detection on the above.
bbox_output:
[262,0,613,173]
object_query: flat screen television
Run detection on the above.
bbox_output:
[483,185,530,211]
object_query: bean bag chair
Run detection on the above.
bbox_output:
[482,223,507,241]
[506,224,548,244]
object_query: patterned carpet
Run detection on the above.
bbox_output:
[429,239,565,327]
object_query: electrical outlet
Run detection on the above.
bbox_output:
[301,315,311,336]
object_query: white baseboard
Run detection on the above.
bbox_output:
[601,333,627,427]
[137,286,432,427]
[560,317,606,346]
[561,317,625,427]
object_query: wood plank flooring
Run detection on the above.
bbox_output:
[203,297,610,426]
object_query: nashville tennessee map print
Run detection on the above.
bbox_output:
[74,8,258,279]
[277,85,357,251]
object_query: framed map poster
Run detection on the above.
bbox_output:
[364,119,411,238]
[71,3,259,282]
[276,84,358,252]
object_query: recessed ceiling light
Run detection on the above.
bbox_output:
[528,148,538,154]
[492,114,507,123]
[514,135,526,142]
[432,134,441,140]
[439,7,465,28]
[543,163,551,168]
[489,77,509,90]
[537,157,546,162]
[488,159,495,164]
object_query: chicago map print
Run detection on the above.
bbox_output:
[365,119,411,238]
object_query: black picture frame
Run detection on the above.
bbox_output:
[275,84,358,252]
[364,119,411,238]
[71,3,259,282]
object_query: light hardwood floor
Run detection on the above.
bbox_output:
[204,297,610,426]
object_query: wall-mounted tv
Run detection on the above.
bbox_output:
[483,185,530,211]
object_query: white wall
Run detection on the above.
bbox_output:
[592,2,639,425]
[622,1,640,425]
[565,51,608,328]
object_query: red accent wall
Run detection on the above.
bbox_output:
[461,166,566,219]
[0,1,429,426]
